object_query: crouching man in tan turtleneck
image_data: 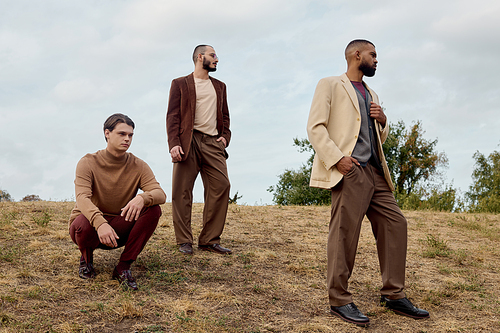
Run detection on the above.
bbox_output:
[69,113,166,290]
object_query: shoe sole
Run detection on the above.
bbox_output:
[386,308,430,319]
[79,273,96,279]
[330,309,370,327]
[198,247,232,254]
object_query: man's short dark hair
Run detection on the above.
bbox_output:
[103,113,135,142]
[192,44,213,64]
[345,39,375,58]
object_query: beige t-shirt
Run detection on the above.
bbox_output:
[194,77,218,136]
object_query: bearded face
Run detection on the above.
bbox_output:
[359,59,376,77]
[202,56,217,72]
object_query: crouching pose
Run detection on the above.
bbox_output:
[69,113,166,290]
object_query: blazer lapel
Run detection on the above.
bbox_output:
[340,73,360,114]
[186,73,196,120]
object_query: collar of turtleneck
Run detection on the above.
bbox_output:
[103,148,128,164]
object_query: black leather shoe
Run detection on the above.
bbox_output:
[330,303,370,327]
[79,257,96,279]
[198,244,232,254]
[179,243,193,254]
[381,296,429,319]
[112,268,138,290]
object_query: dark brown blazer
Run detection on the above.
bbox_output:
[166,73,231,161]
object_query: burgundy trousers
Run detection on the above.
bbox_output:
[328,163,407,306]
[69,205,161,265]
[171,130,230,246]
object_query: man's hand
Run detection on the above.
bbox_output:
[170,145,184,162]
[336,156,360,175]
[369,102,386,127]
[97,223,119,248]
[121,195,145,222]
[217,136,227,147]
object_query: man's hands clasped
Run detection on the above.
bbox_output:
[96,195,145,248]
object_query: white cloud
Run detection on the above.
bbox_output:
[0,0,499,202]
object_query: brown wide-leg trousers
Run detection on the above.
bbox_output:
[328,163,407,307]
[172,130,230,246]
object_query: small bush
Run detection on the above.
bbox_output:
[22,194,42,202]
[31,211,51,227]
[422,234,451,258]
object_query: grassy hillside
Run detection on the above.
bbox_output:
[0,202,499,332]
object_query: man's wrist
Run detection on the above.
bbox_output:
[96,222,108,231]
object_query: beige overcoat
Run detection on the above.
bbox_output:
[306,73,395,191]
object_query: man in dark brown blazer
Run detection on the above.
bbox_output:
[166,44,232,255]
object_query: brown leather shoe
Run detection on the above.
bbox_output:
[198,243,232,254]
[79,257,96,279]
[112,268,138,290]
[179,243,193,255]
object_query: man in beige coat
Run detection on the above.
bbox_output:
[307,40,429,327]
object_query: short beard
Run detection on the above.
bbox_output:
[359,61,376,77]
[202,57,217,72]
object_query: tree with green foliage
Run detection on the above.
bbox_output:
[270,121,453,209]
[383,120,448,196]
[466,149,500,213]
[268,138,330,205]
[0,189,13,202]
[383,120,457,211]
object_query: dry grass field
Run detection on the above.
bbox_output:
[0,201,499,333]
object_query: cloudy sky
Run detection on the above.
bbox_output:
[1,0,499,204]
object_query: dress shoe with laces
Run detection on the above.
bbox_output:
[179,243,193,255]
[198,243,232,254]
[112,268,138,290]
[330,302,370,327]
[381,296,430,319]
[78,257,96,279]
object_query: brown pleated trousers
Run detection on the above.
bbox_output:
[328,163,407,306]
[171,130,230,246]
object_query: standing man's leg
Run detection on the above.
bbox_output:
[366,164,429,319]
[171,138,201,247]
[366,165,407,300]
[328,165,374,306]
[328,165,375,326]
[196,133,231,251]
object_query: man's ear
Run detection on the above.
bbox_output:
[104,129,110,140]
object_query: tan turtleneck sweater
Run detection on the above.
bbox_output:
[69,149,166,230]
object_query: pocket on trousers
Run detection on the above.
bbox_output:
[344,164,356,177]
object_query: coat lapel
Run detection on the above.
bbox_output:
[340,73,360,114]
[186,73,196,120]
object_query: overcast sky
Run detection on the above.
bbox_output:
[1,0,499,204]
